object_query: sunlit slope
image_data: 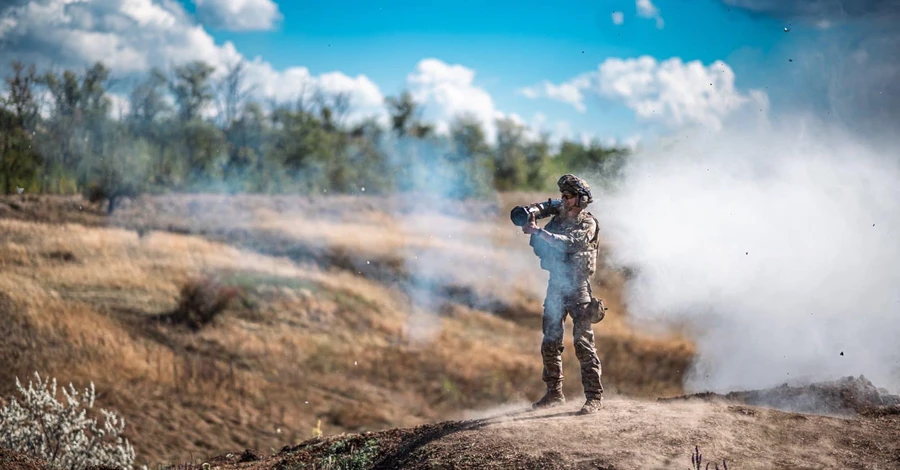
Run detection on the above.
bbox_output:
[0,193,693,467]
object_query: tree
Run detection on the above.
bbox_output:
[314,89,351,132]
[524,133,553,190]
[82,124,151,214]
[216,59,252,128]
[385,91,431,138]
[168,61,223,184]
[556,139,630,182]
[126,68,172,184]
[492,117,529,191]
[169,60,216,122]
[39,62,115,192]
[0,62,42,194]
[223,101,266,189]
[446,115,493,198]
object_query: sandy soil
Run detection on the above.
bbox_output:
[54,392,895,470]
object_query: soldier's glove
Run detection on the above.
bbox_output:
[586,297,607,324]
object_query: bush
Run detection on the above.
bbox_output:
[0,372,137,470]
[170,276,240,331]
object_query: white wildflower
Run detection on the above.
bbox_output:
[0,372,137,470]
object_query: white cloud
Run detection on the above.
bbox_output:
[597,56,768,130]
[518,87,539,99]
[612,11,624,25]
[244,59,387,125]
[636,0,664,28]
[0,0,383,127]
[520,55,767,131]
[407,58,504,142]
[544,81,587,112]
[516,74,592,112]
[194,0,282,32]
[0,0,241,74]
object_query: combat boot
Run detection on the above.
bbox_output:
[532,387,565,410]
[578,395,603,415]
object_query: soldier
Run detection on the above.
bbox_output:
[521,174,605,415]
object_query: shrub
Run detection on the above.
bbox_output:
[170,276,240,330]
[0,372,137,470]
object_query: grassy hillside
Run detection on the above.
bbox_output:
[0,193,693,468]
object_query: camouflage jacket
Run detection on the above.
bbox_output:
[529,210,600,287]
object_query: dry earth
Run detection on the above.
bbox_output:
[2,193,899,469]
[4,385,900,469]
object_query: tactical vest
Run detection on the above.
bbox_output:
[529,211,600,278]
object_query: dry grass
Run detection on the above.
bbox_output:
[0,193,695,468]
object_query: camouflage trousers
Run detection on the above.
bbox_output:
[540,286,603,399]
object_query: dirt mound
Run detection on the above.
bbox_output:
[78,394,900,469]
[0,448,51,470]
[7,394,900,469]
[660,375,900,417]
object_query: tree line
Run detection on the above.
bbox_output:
[0,59,630,212]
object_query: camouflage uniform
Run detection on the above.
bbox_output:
[528,175,604,414]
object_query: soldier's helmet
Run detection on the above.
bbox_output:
[557,174,593,207]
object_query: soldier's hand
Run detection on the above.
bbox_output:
[522,215,540,235]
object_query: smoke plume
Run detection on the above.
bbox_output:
[583,0,900,395]
[595,112,900,393]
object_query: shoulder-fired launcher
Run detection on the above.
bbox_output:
[510,198,564,227]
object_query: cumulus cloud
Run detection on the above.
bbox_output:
[0,0,382,125]
[194,0,282,31]
[409,58,573,144]
[244,59,386,124]
[0,0,240,75]
[520,56,767,131]
[406,58,505,142]
[611,11,624,25]
[517,76,590,113]
[636,0,664,28]
[597,56,768,130]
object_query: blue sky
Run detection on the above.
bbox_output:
[0,0,880,145]
[188,0,820,144]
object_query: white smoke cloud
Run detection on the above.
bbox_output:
[593,114,900,393]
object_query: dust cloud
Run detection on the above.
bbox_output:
[585,0,900,397]
[593,113,900,394]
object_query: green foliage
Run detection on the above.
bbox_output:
[319,439,380,470]
[492,117,530,191]
[0,59,631,202]
[555,139,630,185]
[81,125,153,214]
[0,62,42,194]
